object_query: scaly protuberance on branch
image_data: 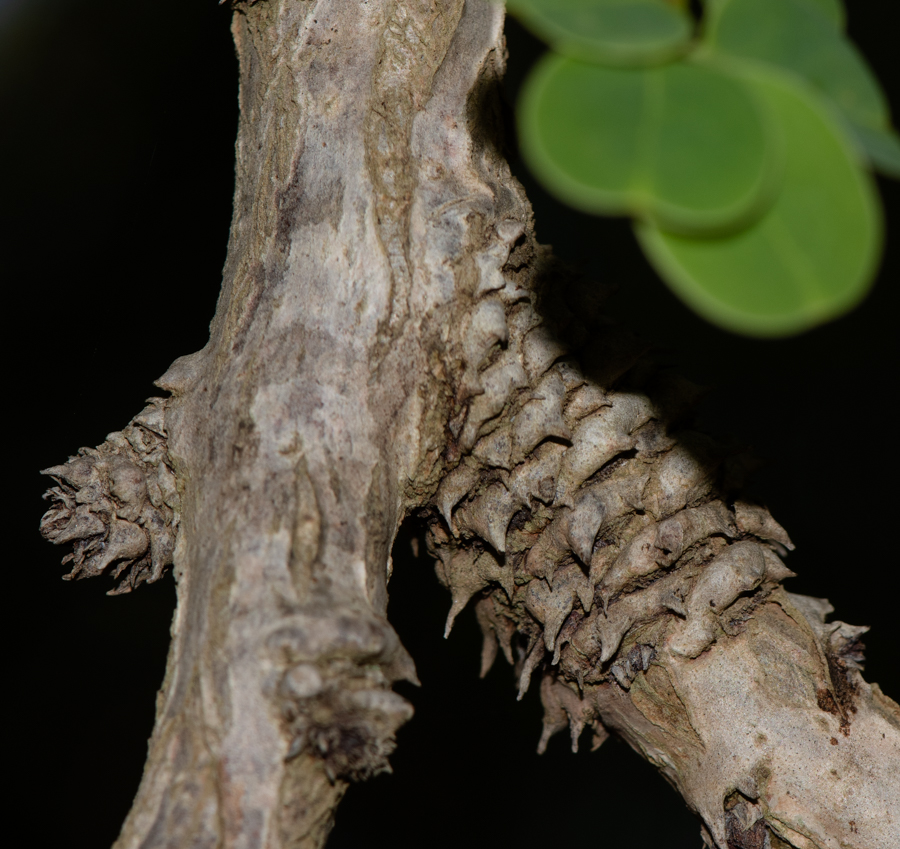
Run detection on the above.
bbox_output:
[425,250,900,845]
[272,608,416,782]
[40,398,178,594]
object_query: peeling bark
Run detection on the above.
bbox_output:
[39,2,900,849]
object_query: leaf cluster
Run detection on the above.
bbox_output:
[509,0,899,336]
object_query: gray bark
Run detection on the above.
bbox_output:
[39,2,900,848]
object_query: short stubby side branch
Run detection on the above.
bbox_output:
[40,398,178,595]
[424,263,900,847]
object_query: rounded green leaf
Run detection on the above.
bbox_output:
[796,0,844,29]
[635,65,882,337]
[518,55,781,234]
[704,0,898,175]
[507,0,693,67]
[702,0,844,27]
[848,124,900,179]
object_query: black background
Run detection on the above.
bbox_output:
[3,3,897,847]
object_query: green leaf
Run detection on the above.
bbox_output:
[517,55,780,234]
[848,124,900,179]
[796,0,844,29]
[507,0,693,67]
[635,65,882,337]
[704,0,898,175]
[701,0,843,29]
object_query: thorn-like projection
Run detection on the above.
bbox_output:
[435,547,512,637]
[663,590,688,617]
[524,564,591,652]
[785,592,834,625]
[572,577,594,618]
[734,501,795,553]
[538,674,605,753]
[475,224,524,297]
[524,576,574,653]
[571,475,652,587]
[505,301,542,350]
[598,502,736,601]
[475,599,500,677]
[563,381,610,427]
[825,621,870,670]
[523,517,571,583]
[521,325,568,382]
[594,571,690,663]
[551,608,585,665]
[435,549,481,638]
[537,675,567,753]
[633,419,677,456]
[761,548,795,582]
[555,406,642,504]
[610,662,632,690]
[43,501,106,544]
[564,487,608,567]
[471,427,512,470]
[568,716,586,754]
[459,351,528,450]
[783,593,869,670]
[507,441,565,506]
[96,519,151,578]
[474,596,516,671]
[587,543,619,594]
[517,635,544,700]
[511,370,571,459]
[454,481,524,554]
[609,643,656,691]
[606,391,657,434]
[537,711,569,755]
[435,459,481,531]
[496,217,526,245]
[667,541,767,658]
[464,297,508,370]
[553,359,586,392]
[644,434,719,519]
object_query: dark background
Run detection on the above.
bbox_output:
[3,2,896,847]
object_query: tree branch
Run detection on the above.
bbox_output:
[39,2,900,848]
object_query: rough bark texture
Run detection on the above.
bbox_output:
[39,2,900,848]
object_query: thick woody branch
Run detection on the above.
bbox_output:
[43,1,522,846]
[39,2,900,849]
